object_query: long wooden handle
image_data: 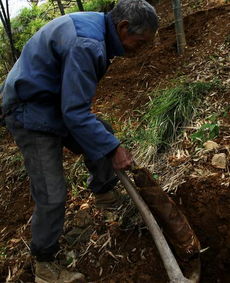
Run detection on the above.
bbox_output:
[116,170,192,283]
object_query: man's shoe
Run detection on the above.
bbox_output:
[95,190,122,209]
[35,261,86,283]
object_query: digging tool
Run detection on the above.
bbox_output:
[116,169,201,283]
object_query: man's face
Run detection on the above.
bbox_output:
[117,21,155,56]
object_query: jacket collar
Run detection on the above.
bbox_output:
[105,12,125,59]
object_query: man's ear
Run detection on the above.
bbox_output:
[116,20,129,39]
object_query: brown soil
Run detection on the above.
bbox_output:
[95,4,230,121]
[176,175,230,283]
[1,2,230,283]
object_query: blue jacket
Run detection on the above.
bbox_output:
[2,12,125,160]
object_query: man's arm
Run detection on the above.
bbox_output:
[61,38,120,161]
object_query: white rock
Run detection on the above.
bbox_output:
[211,153,227,169]
[203,140,219,151]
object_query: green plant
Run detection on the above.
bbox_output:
[117,117,138,150]
[222,107,230,118]
[1,150,27,183]
[189,0,204,9]
[190,123,219,144]
[11,4,55,52]
[132,80,221,165]
[84,0,116,11]
[64,156,88,195]
[0,247,7,259]
[224,34,230,46]
[65,5,78,14]
[0,26,12,78]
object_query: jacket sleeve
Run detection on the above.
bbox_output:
[61,38,120,160]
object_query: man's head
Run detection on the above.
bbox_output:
[110,0,158,55]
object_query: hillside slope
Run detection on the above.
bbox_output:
[0,2,229,282]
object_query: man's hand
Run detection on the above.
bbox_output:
[112,146,133,170]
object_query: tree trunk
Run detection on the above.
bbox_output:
[56,0,65,15]
[76,0,84,11]
[0,0,17,63]
[171,0,186,55]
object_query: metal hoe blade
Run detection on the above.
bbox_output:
[117,170,200,283]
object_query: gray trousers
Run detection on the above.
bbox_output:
[5,115,117,261]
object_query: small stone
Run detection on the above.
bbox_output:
[203,140,219,151]
[211,153,227,169]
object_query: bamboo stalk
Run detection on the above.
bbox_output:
[171,0,186,54]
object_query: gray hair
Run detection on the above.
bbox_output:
[110,0,158,34]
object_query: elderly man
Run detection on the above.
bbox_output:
[2,0,158,281]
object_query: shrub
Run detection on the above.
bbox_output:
[11,4,55,52]
[84,0,115,11]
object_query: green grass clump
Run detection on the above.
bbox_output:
[134,81,220,165]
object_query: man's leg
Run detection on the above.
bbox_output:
[63,118,118,196]
[5,115,66,261]
[5,115,85,282]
